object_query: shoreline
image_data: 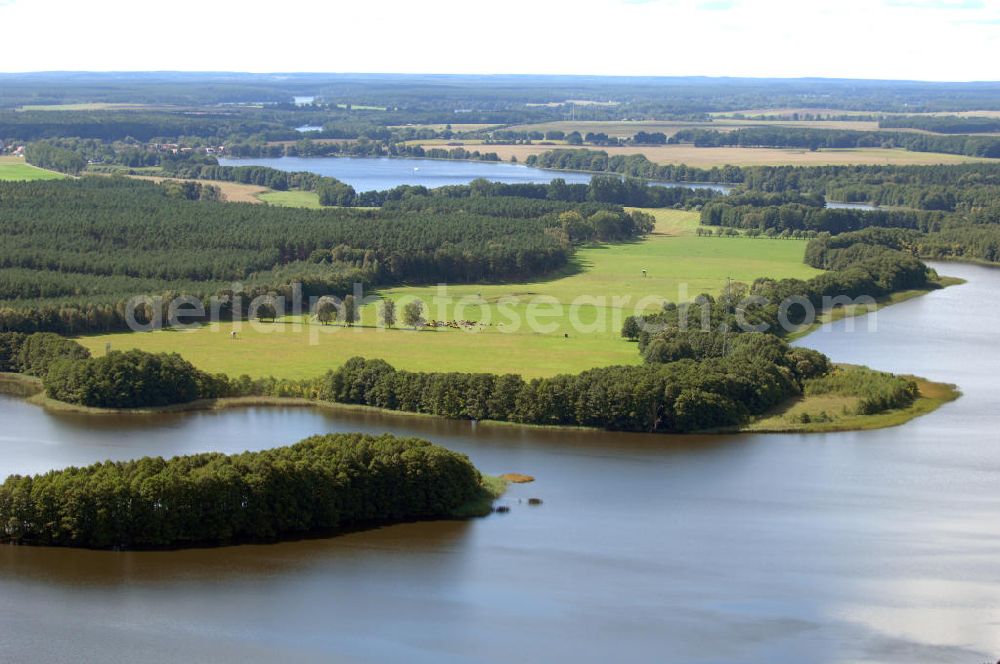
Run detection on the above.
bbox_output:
[735,376,960,434]
[0,368,959,436]
[213,153,735,190]
[0,270,968,437]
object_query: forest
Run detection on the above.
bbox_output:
[0,433,486,549]
[700,197,945,234]
[5,72,1000,116]
[690,164,1000,264]
[0,177,650,333]
[670,127,1000,158]
[738,162,1000,211]
[879,115,1000,134]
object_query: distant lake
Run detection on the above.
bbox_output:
[295,125,323,133]
[825,200,878,210]
[217,156,733,193]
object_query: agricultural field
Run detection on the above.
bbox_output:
[123,174,268,203]
[714,108,1000,120]
[257,189,322,208]
[507,118,881,137]
[15,102,154,111]
[507,120,720,138]
[77,210,822,379]
[0,156,65,181]
[334,103,387,111]
[389,123,499,132]
[710,108,879,119]
[413,141,986,167]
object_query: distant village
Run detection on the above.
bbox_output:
[0,142,25,157]
[0,140,225,162]
[147,143,226,156]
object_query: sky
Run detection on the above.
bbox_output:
[1,0,998,81]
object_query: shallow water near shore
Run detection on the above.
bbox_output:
[1,262,998,663]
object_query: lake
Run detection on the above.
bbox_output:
[1,261,998,663]
[217,156,733,193]
[825,200,879,210]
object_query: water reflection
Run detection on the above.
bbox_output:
[1,263,999,662]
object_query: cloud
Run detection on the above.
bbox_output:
[699,0,738,9]
[885,0,985,8]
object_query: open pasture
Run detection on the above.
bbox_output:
[77,210,821,379]
[0,156,65,181]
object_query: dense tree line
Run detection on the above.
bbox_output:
[44,350,229,409]
[331,173,719,209]
[362,176,715,210]
[701,199,944,234]
[806,224,1000,265]
[525,156,1000,214]
[0,332,91,375]
[0,433,484,549]
[917,224,1000,263]
[526,149,745,184]
[671,127,1000,158]
[23,141,87,175]
[307,348,821,433]
[879,115,1000,134]
[704,163,1000,264]
[0,110,290,142]
[632,131,669,145]
[737,162,1000,212]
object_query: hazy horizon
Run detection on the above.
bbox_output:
[1,71,999,84]
[1,0,997,81]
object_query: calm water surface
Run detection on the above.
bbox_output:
[217,156,732,193]
[1,262,998,663]
[825,200,879,210]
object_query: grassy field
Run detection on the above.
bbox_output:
[412,141,985,167]
[0,156,66,181]
[257,190,322,208]
[743,376,960,433]
[76,210,823,379]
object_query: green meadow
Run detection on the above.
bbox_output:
[257,189,323,208]
[0,156,65,181]
[77,210,822,379]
